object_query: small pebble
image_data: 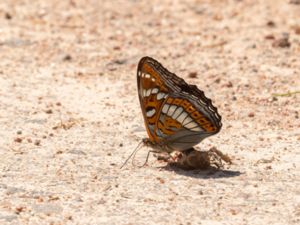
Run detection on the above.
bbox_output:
[14,137,22,143]
[259,137,264,141]
[230,209,238,215]
[112,59,127,65]
[63,54,72,61]
[265,34,275,40]
[290,0,300,4]
[214,78,221,83]
[268,96,278,102]
[294,26,300,35]
[265,165,272,170]
[15,206,25,214]
[266,21,275,27]
[225,81,233,88]
[248,112,255,117]
[188,71,198,78]
[34,140,41,146]
[272,35,291,48]
[45,109,53,114]
[5,12,12,20]
[66,215,73,220]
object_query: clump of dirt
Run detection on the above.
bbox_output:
[158,147,232,170]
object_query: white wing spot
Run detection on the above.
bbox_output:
[157,92,166,100]
[177,111,188,124]
[145,74,151,79]
[146,89,151,97]
[172,107,183,119]
[146,108,156,117]
[151,78,155,82]
[191,126,203,132]
[184,121,198,130]
[162,104,170,114]
[151,88,159,94]
[183,116,193,126]
[167,105,177,116]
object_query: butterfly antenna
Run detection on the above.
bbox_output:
[120,140,144,169]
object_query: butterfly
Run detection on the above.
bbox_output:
[121,56,222,168]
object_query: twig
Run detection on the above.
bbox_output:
[272,91,300,97]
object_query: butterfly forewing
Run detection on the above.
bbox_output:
[137,57,169,143]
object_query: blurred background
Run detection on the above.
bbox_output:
[0,0,299,224]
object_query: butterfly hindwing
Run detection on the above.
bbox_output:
[156,94,219,151]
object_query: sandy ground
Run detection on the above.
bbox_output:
[0,0,299,224]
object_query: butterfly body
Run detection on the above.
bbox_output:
[137,56,222,154]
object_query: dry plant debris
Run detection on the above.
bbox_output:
[158,147,232,170]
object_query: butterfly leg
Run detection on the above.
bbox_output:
[139,150,160,167]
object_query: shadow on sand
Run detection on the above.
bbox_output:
[158,164,242,179]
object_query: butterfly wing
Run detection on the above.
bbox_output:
[156,92,221,151]
[138,56,222,152]
[137,57,170,143]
